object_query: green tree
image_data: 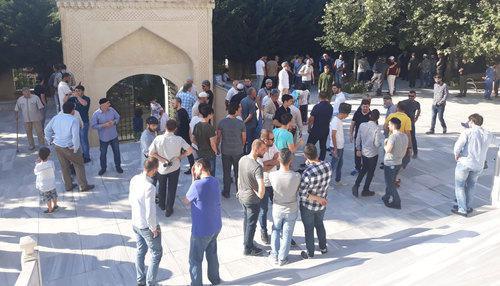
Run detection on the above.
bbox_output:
[0,0,61,73]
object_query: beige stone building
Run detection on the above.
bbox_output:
[57,0,216,145]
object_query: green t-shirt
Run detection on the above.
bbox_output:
[273,128,293,150]
[193,122,216,159]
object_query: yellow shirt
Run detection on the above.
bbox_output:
[386,112,412,133]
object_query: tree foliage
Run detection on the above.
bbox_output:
[0,0,61,72]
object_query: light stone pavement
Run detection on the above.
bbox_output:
[1,81,500,286]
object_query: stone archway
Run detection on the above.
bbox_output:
[57,0,214,145]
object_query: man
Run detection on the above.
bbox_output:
[382,118,408,209]
[483,62,496,100]
[273,113,302,153]
[258,79,273,112]
[129,157,162,286]
[331,83,347,116]
[67,85,91,163]
[257,130,280,245]
[201,80,214,107]
[386,56,400,96]
[407,53,419,88]
[293,57,304,85]
[45,102,95,192]
[217,102,246,198]
[255,56,267,89]
[299,59,314,90]
[307,92,333,160]
[177,77,198,98]
[426,75,448,134]
[398,51,409,80]
[318,53,333,74]
[15,87,45,150]
[229,83,246,106]
[419,54,433,88]
[48,64,61,109]
[452,114,494,217]
[91,98,122,175]
[240,87,259,154]
[266,56,279,86]
[183,159,222,285]
[225,80,240,107]
[172,97,195,174]
[318,65,334,100]
[353,110,382,197]
[299,144,332,259]
[350,99,371,175]
[385,102,413,179]
[273,94,293,128]
[149,119,193,217]
[53,64,76,90]
[177,83,197,119]
[333,54,345,85]
[371,57,387,96]
[237,139,267,256]
[192,105,218,174]
[140,116,158,167]
[33,76,47,127]
[383,95,397,118]
[150,99,163,119]
[192,91,209,118]
[243,78,253,95]
[457,59,468,97]
[262,89,279,131]
[268,148,301,266]
[330,103,352,186]
[401,91,421,157]
[57,73,73,112]
[357,56,370,82]
[436,53,446,78]
[278,62,290,97]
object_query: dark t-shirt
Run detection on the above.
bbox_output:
[229,92,246,106]
[352,109,371,138]
[68,96,91,123]
[33,84,46,106]
[193,122,216,159]
[175,108,190,140]
[401,99,420,122]
[310,101,333,136]
[273,106,291,124]
[207,90,214,107]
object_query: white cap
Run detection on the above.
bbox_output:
[198,92,208,98]
[388,56,395,60]
[236,83,244,90]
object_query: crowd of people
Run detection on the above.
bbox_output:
[12,55,495,286]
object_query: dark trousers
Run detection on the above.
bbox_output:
[459,75,467,96]
[353,142,362,171]
[158,169,180,212]
[259,187,272,233]
[430,104,447,131]
[189,232,221,286]
[354,155,378,191]
[245,126,258,155]
[307,133,328,161]
[221,153,242,195]
[300,206,327,256]
[99,137,121,170]
[299,105,308,123]
[410,122,418,154]
[241,202,260,252]
[182,135,195,168]
[383,165,402,207]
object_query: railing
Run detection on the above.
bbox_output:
[14,236,43,286]
[492,149,500,208]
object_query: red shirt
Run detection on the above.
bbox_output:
[388,63,399,75]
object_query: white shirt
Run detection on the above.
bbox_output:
[257,145,279,187]
[299,90,309,106]
[57,81,72,111]
[332,92,347,115]
[262,95,271,108]
[256,59,266,76]
[159,113,168,133]
[329,116,345,149]
[148,132,191,174]
[129,173,157,231]
[454,125,495,171]
[278,69,289,90]
[189,115,203,133]
[299,65,314,81]
[34,160,56,192]
[59,110,83,128]
[225,87,238,101]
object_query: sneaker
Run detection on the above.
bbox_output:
[261,231,270,245]
[451,208,467,217]
[80,185,95,192]
[66,183,78,192]
[425,130,435,135]
[98,169,106,176]
[268,255,278,265]
[350,170,358,176]
[278,259,289,266]
[320,248,328,254]
[244,247,263,256]
[352,185,359,197]
[335,181,348,186]
[361,190,375,197]
[452,205,473,214]
[116,166,124,174]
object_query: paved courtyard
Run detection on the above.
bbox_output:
[1,83,500,285]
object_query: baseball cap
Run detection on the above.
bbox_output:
[198,92,208,98]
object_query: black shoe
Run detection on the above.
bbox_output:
[320,248,328,254]
[443,128,447,134]
[425,130,435,135]
[361,190,375,197]
[261,231,270,245]
[290,239,297,246]
[98,169,106,176]
[386,203,401,209]
[352,185,359,197]
[165,209,173,217]
[244,247,263,256]
[80,184,95,192]
[184,169,191,175]
[66,183,78,192]
[412,153,418,159]
[84,158,91,163]
[116,166,124,174]
[159,205,165,211]
[137,283,146,286]
[300,250,313,259]
[451,209,467,217]
[221,192,230,199]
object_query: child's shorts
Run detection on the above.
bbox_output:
[40,189,58,203]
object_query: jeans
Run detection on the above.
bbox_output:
[484,80,493,99]
[387,75,396,95]
[410,121,418,155]
[300,206,326,255]
[221,153,242,195]
[99,136,121,170]
[241,202,260,252]
[299,105,308,123]
[189,231,221,286]
[430,104,447,132]
[133,226,163,286]
[307,133,328,161]
[256,75,265,90]
[80,122,90,160]
[259,187,272,233]
[270,210,298,262]
[354,155,378,191]
[335,72,343,85]
[454,163,481,214]
[245,126,258,155]
[158,169,180,212]
[330,148,344,182]
[383,165,402,207]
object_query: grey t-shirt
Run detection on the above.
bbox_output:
[217,117,245,156]
[240,96,257,128]
[384,132,408,166]
[269,170,301,214]
[237,155,263,205]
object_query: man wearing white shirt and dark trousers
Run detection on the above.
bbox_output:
[129,157,163,286]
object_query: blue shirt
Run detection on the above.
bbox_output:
[176,91,197,119]
[273,128,293,150]
[186,176,222,237]
[44,113,80,150]
[91,107,120,142]
[240,96,257,128]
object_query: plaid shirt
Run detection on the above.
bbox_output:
[299,161,332,211]
[176,91,197,119]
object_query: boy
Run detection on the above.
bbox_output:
[330,102,352,186]
[34,147,58,213]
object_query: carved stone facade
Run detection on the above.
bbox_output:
[57,0,214,144]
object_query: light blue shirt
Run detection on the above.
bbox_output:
[91,107,120,142]
[45,113,80,151]
[140,129,156,165]
[454,125,495,171]
[176,91,197,119]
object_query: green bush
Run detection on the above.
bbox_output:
[343,81,367,94]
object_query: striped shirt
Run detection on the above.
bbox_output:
[299,161,332,211]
